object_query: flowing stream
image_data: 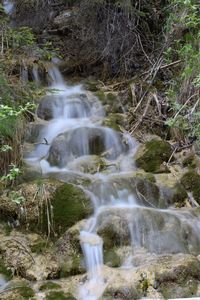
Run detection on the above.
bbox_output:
[25,63,200,299]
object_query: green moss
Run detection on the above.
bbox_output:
[181,171,200,204]
[141,278,149,294]
[30,241,47,254]
[39,281,61,291]
[46,291,76,300]
[182,154,196,168]
[107,93,117,102]
[42,183,92,236]
[103,113,124,131]
[59,255,84,277]
[136,140,172,173]
[0,259,12,280]
[104,249,121,267]
[95,91,106,103]
[85,81,98,92]
[17,284,35,298]
[172,184,188,206]
[145,173,156,183]
[3,223,12,236]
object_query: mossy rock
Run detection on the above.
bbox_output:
[181,171,200,204]
[182,154,196,168]
[104,249,121,267]
[46,291,76,300]
[172,184,188,207]
[103,113,125,131]
[135,139,172,173]
[16,284,35,298]
[0,259,12,280]
[30,241,47,254]
[39,281,61,291]
[59,254,85,277]
[42,183,92,236]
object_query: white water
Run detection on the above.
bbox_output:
[2,0,13,15]
[25,63,200,299]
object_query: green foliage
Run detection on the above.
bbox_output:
[0,144,12,152]
[9,191,25,204]
[0,102,36,120]
[8,27,35,49]
[164,0,200,142]
[1,163,21,182]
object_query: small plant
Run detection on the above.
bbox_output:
[1,163,21,183]
[9,191,25,204]
[0,144,12,152]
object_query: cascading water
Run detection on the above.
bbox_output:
[25,63,200,299]
[2,0,14,15]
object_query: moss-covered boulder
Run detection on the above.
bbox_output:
[49,183,92,236]
[181,171,200,204]
[135,139,172,173]
[103,113,126,131]
[104,249,121,267]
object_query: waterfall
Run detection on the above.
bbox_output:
[2,0,14,15]
[25,63,200,300]
[78,231,106,300]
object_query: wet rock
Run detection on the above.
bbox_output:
[67,155,107,174]
[25,122,46,143]
[135,139,173,173]
[37,94,91,121]
[47,127,128,167]
[96,207,200,255]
